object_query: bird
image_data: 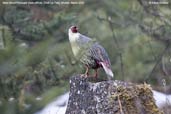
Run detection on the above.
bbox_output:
[68,26,114,78]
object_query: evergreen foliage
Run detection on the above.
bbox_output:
[0,0,171,113]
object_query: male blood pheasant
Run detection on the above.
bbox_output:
[68,26,114,78]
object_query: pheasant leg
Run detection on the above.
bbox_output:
[84,66,89,76]
[94,69,98,78]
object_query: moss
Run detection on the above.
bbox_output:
[136,84,162,114]
[109,83,163,114]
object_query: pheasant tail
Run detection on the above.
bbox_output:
[100,62,114,77]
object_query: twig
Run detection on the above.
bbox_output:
[96,15,125,79]
[162,79,171,110]
[107,16,125,80]
[161,57,169,76]
[137,0,171,26]
[145,43,170,82]
[117,94,124,114]
[1,5,6,48]
[48,59,59,82]
[147,40,157,61]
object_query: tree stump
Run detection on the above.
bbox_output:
[66,75,163,114]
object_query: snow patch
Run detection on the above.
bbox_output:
[35,90,171,114]
[35,92,69,114]
[153,90,171,108]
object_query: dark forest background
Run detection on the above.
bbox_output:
[0,0,171,113]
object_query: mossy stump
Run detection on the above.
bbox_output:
[66,75,163,114]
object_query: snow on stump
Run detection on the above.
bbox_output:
[66,75,163,114]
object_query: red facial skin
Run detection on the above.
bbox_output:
[71,26,78,33]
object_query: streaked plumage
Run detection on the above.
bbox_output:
[68,26,114,78]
